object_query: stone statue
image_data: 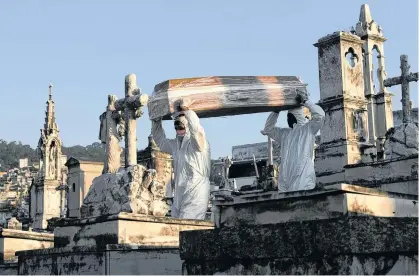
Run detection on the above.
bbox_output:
[371,64,376,93]
[377,62,387,93]
[49,143,56,179]
[99,95,124,174]
[220,156,233,189]
[223,156,233,181]
[61,166,68,186]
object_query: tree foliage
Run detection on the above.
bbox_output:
[0,139,105,171]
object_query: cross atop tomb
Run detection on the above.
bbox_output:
[384,55,418,124]
[114,74,149,167]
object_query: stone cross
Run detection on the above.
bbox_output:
[114,74,149,167]
[384,55,418,124]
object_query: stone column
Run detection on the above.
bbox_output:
[363,47,377,145]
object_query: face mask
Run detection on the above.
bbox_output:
[174,116,187,136]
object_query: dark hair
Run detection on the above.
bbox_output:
[287,113,297,129]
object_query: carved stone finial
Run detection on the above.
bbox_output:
[355,4,383,37]
[359,4,372,24]
[49,82,53,100]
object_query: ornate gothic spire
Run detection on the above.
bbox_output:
[43,82,59,135]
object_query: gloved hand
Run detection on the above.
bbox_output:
[179,98,191,111]
[174,98,191,112]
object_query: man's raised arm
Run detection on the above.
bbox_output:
[261,111,286,143]
[184,110,207,152]
[151,119,174,154]
[305,101,325,135]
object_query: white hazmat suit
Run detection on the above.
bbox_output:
[261,101,325,192]
[152,110,211,220]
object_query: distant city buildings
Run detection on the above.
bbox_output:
[0,163,37,226]
[19,158,29,169]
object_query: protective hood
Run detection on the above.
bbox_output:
[288,107,307,127]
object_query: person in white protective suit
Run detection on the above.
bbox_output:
[261,94,325,192]
[151,99,211,220]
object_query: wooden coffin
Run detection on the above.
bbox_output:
[148,76,307,120]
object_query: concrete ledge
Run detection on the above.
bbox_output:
[179,217,418,261]
[0,229,54,263]
[15,246,100,257]
[344,154,418,168]
[52,212,214,227]
[106,243,178,251]
[217,184,417,206]
[16,243,180,257]
[53,212,214,250]
[344,155,418,195]
[212,184,418,228]
[0,228,54,241]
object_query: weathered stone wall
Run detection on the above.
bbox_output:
[384,123,418,159]
[183,254,418,275]
[180,217,418,275]
[344,155,418,194]
[106,245,181,275]
[0,263,17,275]
[17,247,105,275]
[16,245,182,275]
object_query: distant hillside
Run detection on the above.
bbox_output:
[0,139,106,171]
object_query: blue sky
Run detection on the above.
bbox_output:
[0,0,417,159]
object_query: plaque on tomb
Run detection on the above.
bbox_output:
[148,76,308,120]
[232,142,280,161]
[232,142,269,160]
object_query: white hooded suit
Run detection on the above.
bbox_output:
[261,101,325,192]
[152,110,211,220]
